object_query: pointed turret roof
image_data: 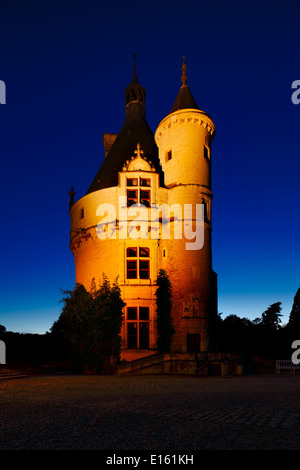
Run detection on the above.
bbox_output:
[170,57,200,114]
[86,57,164,194]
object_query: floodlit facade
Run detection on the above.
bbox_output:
[69,59,218,360]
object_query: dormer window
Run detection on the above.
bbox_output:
[140,189,151,207]
[127,178,138,187]
[126,176,151,207]
[140,177,150,187]
[127,189,138,207]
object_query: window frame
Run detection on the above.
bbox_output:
[126,176,151,207]
[126,306,150,349]
[126,246,150,280]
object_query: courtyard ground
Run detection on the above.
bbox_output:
[0,373,300,451]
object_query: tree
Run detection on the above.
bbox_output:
[155,269,175,353]
[89,276,125,373]
[52,277,125,374]
[0,324,6,337]
[217,314,255,353]
[53,283,93,372]
[288,288,300,327]
[260,302,282,331]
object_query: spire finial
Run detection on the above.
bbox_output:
[132,52,138,83]
[181,56,187,86]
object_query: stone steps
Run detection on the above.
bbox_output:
[0,368,28,380]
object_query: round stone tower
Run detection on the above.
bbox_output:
[154,58,218,352]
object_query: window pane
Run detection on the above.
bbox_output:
[140,178,151,187]
[127,260,137,279]
[139,247,149,257]
[139,260,149,279]
[127,307,137,320]
[139,260,149,269]
[139,322,149,349]
[127,188,138,207]
[140,190,150,199]
[128,199,138,207]
[127,247,137,257]
[140,190,150,208]
[127,178,138,186]
[127,322,137,348]
[139,307,149,320]
[128,190,138,199]
[141,199,150,208]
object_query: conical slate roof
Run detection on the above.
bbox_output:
[170,57,200,114]
[86,65,164,194]
[170,85,200,113]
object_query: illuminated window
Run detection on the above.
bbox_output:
[127,247,137,257]
[140,177,151,187]
[140,189,151,207]
[126,306,150,349]
[126,177,151,207]
[127,178,138,186]
[127,189,138,206]
[139,247,149,257]
[126,247,150,280]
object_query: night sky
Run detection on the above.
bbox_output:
[0,0,299,334]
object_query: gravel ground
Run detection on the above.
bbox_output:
[0,374,300,451]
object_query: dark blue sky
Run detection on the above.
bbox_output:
[0,0,299,333]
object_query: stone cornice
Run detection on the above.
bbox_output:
[155,108,216,142]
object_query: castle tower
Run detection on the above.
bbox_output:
[69,58,218,359]
[69,60,164,360]
[154,58,217,352]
